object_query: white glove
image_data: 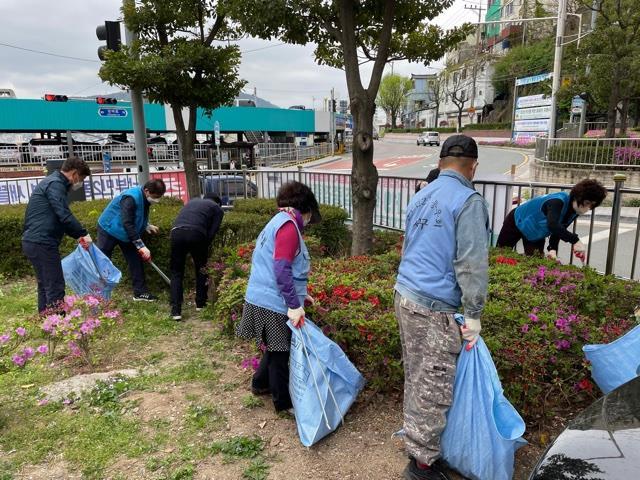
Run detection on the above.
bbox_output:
[78,234,93,250]
[137,246,152,262]
[287,306,305,328]
[145,224,159,235]
[573,241,587,264]
[461,317,481,349]
[546,249,557,260]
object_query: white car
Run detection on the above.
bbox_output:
[417,132,440,146]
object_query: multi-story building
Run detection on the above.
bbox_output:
[402,73,437,129]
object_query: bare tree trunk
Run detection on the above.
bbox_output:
[433,104,439,129]
[391,108,397,128]
[606,78,620,138]
[457,106,463,131]
[172,106,201,198]
[350,96,377,255]
[619,98,630,136]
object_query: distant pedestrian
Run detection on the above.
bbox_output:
[22,156,93,313]
[237,181,321,414]
[97,179,166,301]
[496,179,607,262]
[169,193,224,320]
[415,167,441,193]
[395,135,489,480]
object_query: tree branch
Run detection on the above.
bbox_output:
[204,13,226,46]
[366,0,396,98]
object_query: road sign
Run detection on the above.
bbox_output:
[214,121,220,146]
[571,96,585,115]
[468,107,476,115]
[98,107,128,118]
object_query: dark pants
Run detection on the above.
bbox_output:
[97,226,148,295]
[496,209,545,256]
[169,228,209,313]
[23,240,65,313]
[252,351,292,411]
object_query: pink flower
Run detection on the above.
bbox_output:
[68,309,82,318]
[23,347,35,359]
[550,355,557,364]
[12,354,25,367]
[104,310,120,319]
[521,324,530,333]
[85,295,100,307]
[0,333,9,344]
[37,344,48,354]
[555,339,571,350]
[15,326,26,337]
[68,341,82,357]
[528,313,539,323]
[64,295,77,307]
[38,398,49,406]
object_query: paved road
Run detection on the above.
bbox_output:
[311,139,529,180]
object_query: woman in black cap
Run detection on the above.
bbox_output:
[237,181,321,414]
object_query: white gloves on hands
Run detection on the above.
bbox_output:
[461,317,481,350]
[138,246,152,262]
[573,241,587,264]
[78,234,93,250]
[546,249,557,260]
[287,306,305,328]
[146,224,159,235]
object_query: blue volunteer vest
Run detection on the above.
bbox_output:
[245,211,310,315]
[514,191,575,242]
[395,173,479,309]
[98,186,147,242]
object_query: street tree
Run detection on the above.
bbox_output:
[99,0,246,197]
[444,67,469,131]
[376,73,412,128]
[430,73,446,129]
[227,0,470,254]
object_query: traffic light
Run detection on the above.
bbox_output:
[44,94,68,102]
[96,21,122,61]
[331,99,337,112]
[96,97,117,105]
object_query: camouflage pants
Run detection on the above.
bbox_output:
[395,292,462,465]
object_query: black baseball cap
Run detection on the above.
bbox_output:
[440,134,478,159]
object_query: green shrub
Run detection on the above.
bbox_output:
[211,246,640,426]
[547,142,617,167]
[463,122,511,130]
[386,127,456,134]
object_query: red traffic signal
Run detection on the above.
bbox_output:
[96,97,117,105]
[44,94,68,102]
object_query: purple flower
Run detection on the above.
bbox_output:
[64,295,77,307]
[555,339,571,350]
[37,344,49,354]
[521,324,530,333]
[0,333,9,344]
[555,318,569,329]
[62,398,73,405]
[528,313,539,323]
[15,327,26,337]
[68,309,82,318]
[103,310,120,319]
[241,356,260,371]
[85,295,100,307]
[68,341,82,357]
[12,354,26,367]
[22,347,35,359]
[550,355,557,364]
[38,398,49,406]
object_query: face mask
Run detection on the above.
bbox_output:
[147,196,160,204]
[572,200,590,215]
[72,182,84,191]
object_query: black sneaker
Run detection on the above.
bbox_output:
[403,458,450,480]
[251,386,270,396]
[133,293,158,302]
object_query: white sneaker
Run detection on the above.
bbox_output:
[172,315,182,321]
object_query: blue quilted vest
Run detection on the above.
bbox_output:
[395,173,479,309]
[245,211,310,314]
[515,191,575,241]
[98,186,146,242]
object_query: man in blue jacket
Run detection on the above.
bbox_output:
[97,179,166,301]
[22,156,93,313]
[395,135,489,480]
[169,193,224,320]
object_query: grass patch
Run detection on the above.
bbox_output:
[243,457,271,480]
[241,394,264,409]
[184,403,226,432]
[210,435,264,462]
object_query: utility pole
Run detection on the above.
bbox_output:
[465,2,485,125]
[253,86,258,105]
[123,0,150,184]
[330,88,335,155]
[548,0,567,140]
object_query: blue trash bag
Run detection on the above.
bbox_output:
[583,324,640,394]
[61,244,121,299]
[440,335,527,480]
[287,318,366,447]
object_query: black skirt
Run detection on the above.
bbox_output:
[236,302,292,352]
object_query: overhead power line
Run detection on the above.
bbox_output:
[0,41,99,63]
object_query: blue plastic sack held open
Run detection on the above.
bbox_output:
[288,318,365,447]
[583,324,640,394]
[62,244,121,299]
[440,336,526,480]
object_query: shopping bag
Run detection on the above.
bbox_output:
[440,336,526,480]
[583,324,640,394]
[62,244,121,299]
[288,318,365,447]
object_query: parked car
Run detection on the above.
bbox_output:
[200,174,257,206]
[528,375,640,479]
[417,131,440,146]
[0,143,21,165]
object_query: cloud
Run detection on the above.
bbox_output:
[0,0,475,106]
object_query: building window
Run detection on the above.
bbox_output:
[503,1,514,17]
[479,90,483,96]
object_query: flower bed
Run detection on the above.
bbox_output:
[208,243,640,425]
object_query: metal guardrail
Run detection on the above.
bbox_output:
[535,137,640,169]
[255,143,333,167]
[2,167,639,279]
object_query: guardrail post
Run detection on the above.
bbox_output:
[297,165,303,183]
[242,167,248,199]
[605,173,626,275]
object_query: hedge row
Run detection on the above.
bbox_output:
[0,198,350,289]
[463,122,511,130]
[547,143,617,167]
[386,127,456,134]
